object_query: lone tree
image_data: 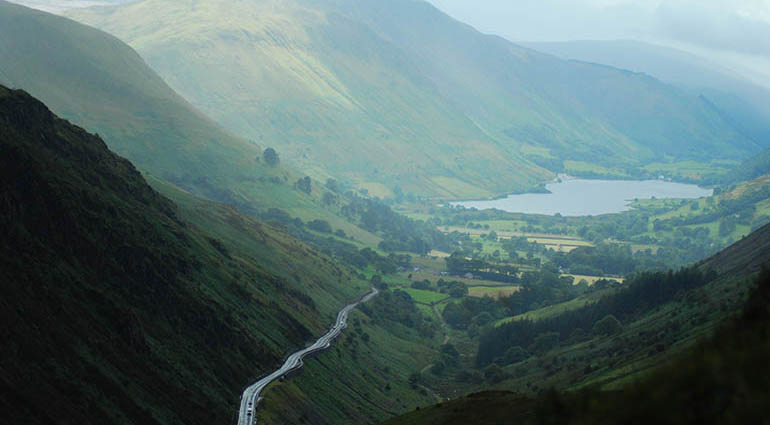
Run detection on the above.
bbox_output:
[263,147,280,166]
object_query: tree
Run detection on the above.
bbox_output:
[370,274,386,290]
[408,372,422,388]
[483,364,506,384]
[325,178,339,193]
[263,147,279,166]
[449,283,468,298]
[307,219,332,233]
[472,312,494,327]
[296,176,311,194]
[322,192,337,206]
[502,346,528,365]
[529,332,560,354]
[440,343,460,366]
[593,314,623,336]
[429,360,446,375]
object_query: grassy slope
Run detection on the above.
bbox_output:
[699,219,770,276]
[68,0,756,199]
[0,0,376,242]
[258,310,439,425]
[67,0,546,199]
[0,85,424,425]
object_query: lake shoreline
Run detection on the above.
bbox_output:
[452,177,713,217]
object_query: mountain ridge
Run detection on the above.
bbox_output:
[67,0,759,198]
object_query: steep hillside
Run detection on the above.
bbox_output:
[0,85,375,425]
[69,0,757,198]
[524,40,770,149]
[700,221,770,276]
[0,0,370,241]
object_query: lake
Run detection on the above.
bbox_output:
[453,178,713,217]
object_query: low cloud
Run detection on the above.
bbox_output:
[654,2,770,57]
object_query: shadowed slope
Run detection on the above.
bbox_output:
[0,85,361,425]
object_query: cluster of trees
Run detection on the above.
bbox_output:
[476,267,716,366]
[258,208,409,274]
[442,296,506,331]
[341,197,459,254]
[445,252,520,283]
[295,176,312,194]
[343,249,411,274]
[358,289,438,338]
[428,343,461,376]
[550,244,639,276]
[497,270,589,317]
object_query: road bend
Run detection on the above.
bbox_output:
[236,288,379,425]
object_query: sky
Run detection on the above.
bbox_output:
[426,0,770,87]
[12,0,770,86]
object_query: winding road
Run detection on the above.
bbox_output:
[236,288,379,425]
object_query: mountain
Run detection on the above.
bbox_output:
[0,0,371,242]
[381,223,770,425]
[68,0,758,199]
[523,40,770,149]
[0,84,403,425]
[7,0,130,13]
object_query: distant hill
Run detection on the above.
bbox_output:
[524,40,770,149]
[68,0,758,198]
[0,0,370,241]
[0,84,365,425]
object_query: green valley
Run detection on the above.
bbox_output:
[1,1,770,425]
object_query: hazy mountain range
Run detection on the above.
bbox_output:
[524,39,770,150]
[66,0,762,198]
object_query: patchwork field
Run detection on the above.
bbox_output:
[565,274,624,286]
[407,271,520,288]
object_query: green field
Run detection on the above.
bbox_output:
[468,286,521,299]
[565,274,624,286]
[402,288,450,305]
[495,288,616,325]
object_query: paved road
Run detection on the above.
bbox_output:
[236,288,379,425]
